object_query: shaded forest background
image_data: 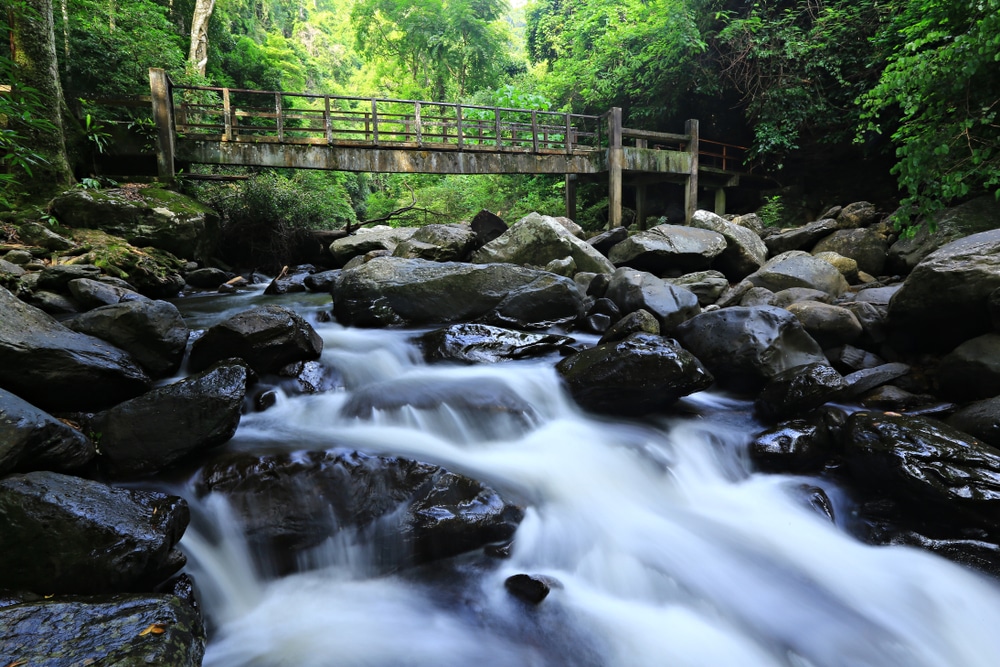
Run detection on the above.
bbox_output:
[2,0,998,233]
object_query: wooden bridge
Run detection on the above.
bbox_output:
[149,69,747,227]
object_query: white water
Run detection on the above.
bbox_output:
[174,297,1000,667]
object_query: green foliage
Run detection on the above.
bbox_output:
[0,51,56,209]
[82,115,110,154]
[859,0,1000,231]
[757,194,786,228]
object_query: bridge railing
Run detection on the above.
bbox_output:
[168,83,603,155]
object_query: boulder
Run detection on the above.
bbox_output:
[188,304,323,374]
[587,226,629,256]
[771,287,832,309]
[947,396,1000,449]
[470,212,614,275]
[50,185,220,264]
[826,344,885,374]
[470,209,508,245]
[303,268,341,292]
[67,228,188,298]
[746,252,849,297]
[598,308,660,344]
[859,385,939,412]
[763,218,840,255]
[749,409,845,473]
[185,266,230,289]
[604,267,701,332]
[836,201,879,228]
[555,333,713,416]
[0,593,205,666]
[887,230,1000,350]
[936,334,1000,401]
[504,574,562,605]
[813,251,859,283]
[843,413,1000,530]
[36,263,101,291]
[853,285,901,305]
[333,257,584,330]
[195,449,524,574]
[841,362,911,399]
[0,286,151,412]
[25,289,78,314]
[689,209,767,279]
[673,306,827,388]
[0,471,188,594]
[667,270,729,306]
[731,213,766,236]
[786,301,863,348]
[65,299,190,378]
[842,301,889,345]
[15,220,76,251]
[393,223,475,262]
[607,224,727,275]
[887,196,1000,273]
[417,324,573,364]
[0,388,95,476]
[92,361,248,478]
[812,228,889,276]
[66,276,147,309]
[740,287,776,307]
[754,363,847,421]
[329,225,417,265]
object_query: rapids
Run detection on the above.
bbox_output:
[167,289,1000,667]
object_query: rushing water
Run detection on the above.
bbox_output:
[168,289,1000,667]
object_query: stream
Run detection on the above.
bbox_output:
[165,288,1000,667]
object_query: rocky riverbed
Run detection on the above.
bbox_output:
[2,187,1000,664]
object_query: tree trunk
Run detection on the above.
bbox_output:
[10,0,74,193]
[188,0,216,77]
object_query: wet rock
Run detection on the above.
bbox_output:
[329,225,416,265]
[278,360,336,395]
[795,484,837,522]
[946,396,1000,448]
[812,228,889,276]
[418,323,573,364]
[605,267,701,332]
[556,333,713,416]
[0,286,151,412]
[333,257,584,330]
[754,363,846,421]
[732,212,766,236]
[859,385,938,412]
[587,226,629,256]
[826,344,885,374]
[608,223,727,275]
[841,301,889,346]
[887,196,1000,273]
[771,287,832,309]
[0,593,205,666]
[65,299,190,378]
[471,212,615,275]
[470,209,508,246]
[0,471,188,594]
[853,285,900,306]
[747,252,849,297]
[67,229,188,298]
[936,333,1000,401]
[92,361,248,477]
[690,209,767,280]
[598,308,660,344]
[66,276,147,310]
[0,387,95,476]
[763,218,841,255]
[837,201,879,228]
[673,306,827,389]
[393,223,475,262]
[25,289,78,314]
[739,286,776,307]
[749,413,842,473]
[195,449,524,574]
[843,413,1000,530]
[841,362,911,399]
[304,268,341,292]
[667,270,730,306]
[813,251,859,283]
[585,271,610,298]
[786,302,863,348]
[887,229,1000,351]
[505,573,563,604]
[36,263,102,291]
[189,304,323,374]
[185,266,230,289]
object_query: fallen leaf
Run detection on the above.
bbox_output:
[139,622,168,636]
[5,659,29,667]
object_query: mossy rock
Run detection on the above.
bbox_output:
[64,229,186,298]
[49,184,220,264]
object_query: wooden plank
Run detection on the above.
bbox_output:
[222,88,233,141]
[371,100,379,146]
[275,93,284,141]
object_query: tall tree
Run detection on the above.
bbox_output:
[7,0,74,193]
[188,0,216,75]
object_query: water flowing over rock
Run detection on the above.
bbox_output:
[418,323,573,363]
[92,361,248,477]
[555,333,713,416]
[470,212,614,275]
[333,257,584,329]
[673,306,827,388]
[605,267,701,332]
[0,471,188,594]
[0,594,205,666]
[0,286,151,412]
[194,449,524,575]
[65,299,190,378]
[0,387,95,476]
[887,229,1000,351]
[608,223,727,275]
[188,304,323,373]
[689,209,767,279]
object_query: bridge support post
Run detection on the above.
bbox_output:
[684,119,699,224]
[714,188,726,216]
[149,68,176,185]
[608,107,623,230]
[565,174,577,221]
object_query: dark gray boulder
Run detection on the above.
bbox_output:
[418,323,573,364]
[304,268,341,292]
[470,209,508,246]
[0,388,95,476]
[785,301,863,348]
[393,223,476,262]
[763,218,841,255]
[673,306,827,389]
[189,304,323,373]
[332,257,584,330]
[65,299,190,378]
[0,593,205,666]
[608,224,727,275]
[887,229,1000,351]
[0,286,151,412]
[746,252,849,297]
[936,333,1000,401]
[749,409,846,473]
[947,396,1000,448]
[754,363,846,421]
[555,333,713,416]
[194,449,524,574]
[887,196,1000,273]
[689,209,767,279]
[587,226,629,256]
[605,267,701,332]
[667,270,729,306]
[66,277,147,309]
[504,573,562,605]
[0,471,188,594]
[92,361,248,478]
[36,263,102,291]
[841,362,911,399]
[598,308,660,344]
[185,266,230,289]
[329,225,416,265]
[836,201,879,228]
[812,228,889,276]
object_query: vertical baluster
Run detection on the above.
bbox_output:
[531,110,539,153]
[456,105,464,149]
[494,107,502,149]
[372,99,379,146]
[565,114,573,154]
[415,101,422,147]
[275,92,283,141]
[325,96,332,144]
